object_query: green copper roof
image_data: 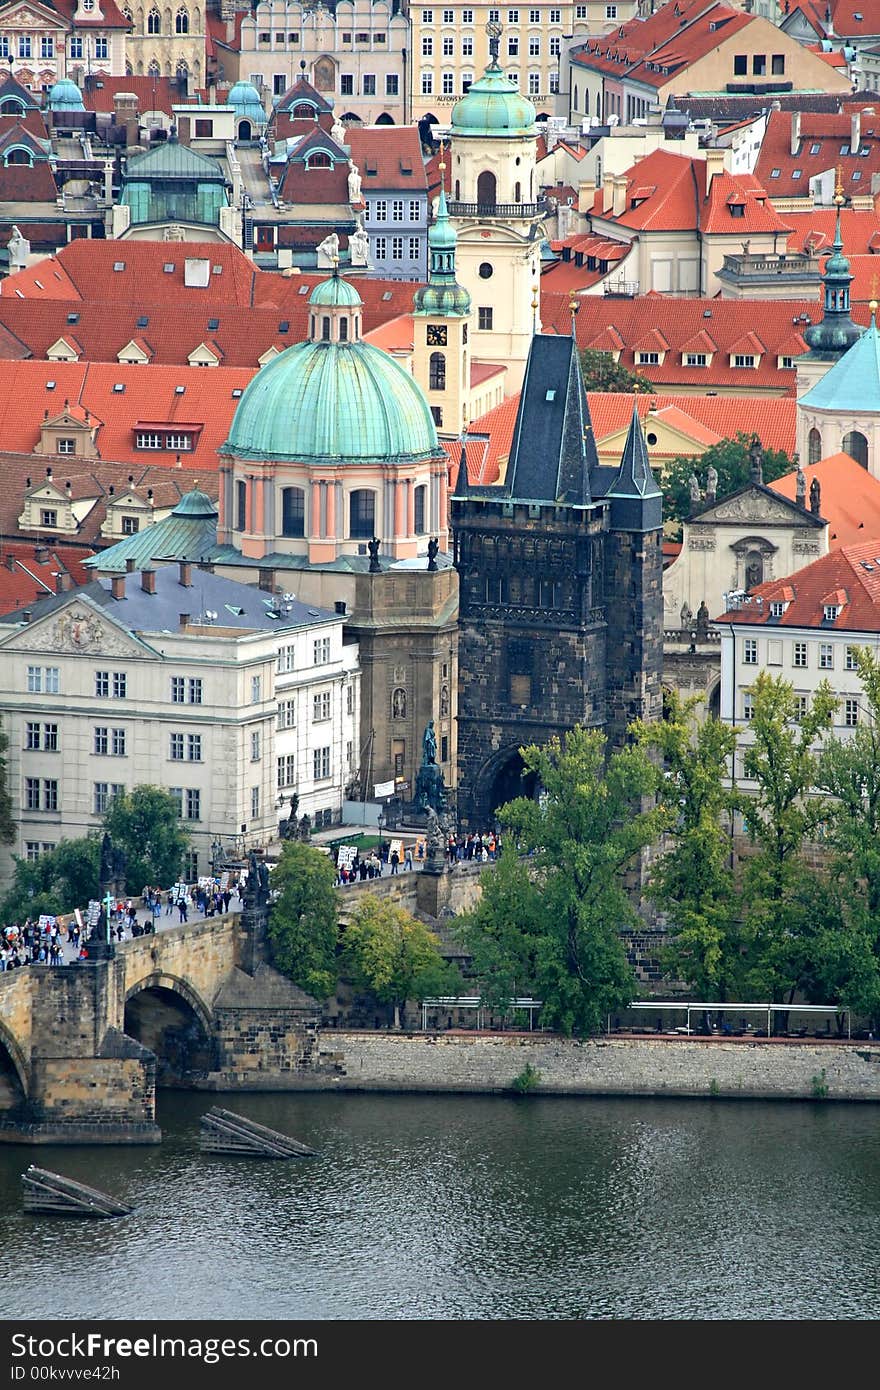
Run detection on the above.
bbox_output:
[228,81,266,118]
[450,58,537,136]
[309,273,362,308]
[800,315,880,412]
[83,489,218,573]
[123,136,227,182]
[47,78,84,111]
[222,339,440,464]
[171,487,218,518]
[414,185,471,317]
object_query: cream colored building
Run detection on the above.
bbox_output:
[121,0,205,84]
[0,565,359,884]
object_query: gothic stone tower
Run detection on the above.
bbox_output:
[452,333,663,827]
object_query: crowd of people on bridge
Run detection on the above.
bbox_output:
[333,829,502,885]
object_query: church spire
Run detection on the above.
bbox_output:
[454,438,469,496]
[413,152,471,318]
[803,170,862,358]
[606,405,662,532]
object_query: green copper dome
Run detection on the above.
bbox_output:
[800,314,880,413]
[172,487,218,518]
[450,58,536,136]
[228,80,265,118]
[47,78,84,112]
[414,185,471,317]
[309,274,362,308]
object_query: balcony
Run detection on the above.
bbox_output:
[447,197,550,219]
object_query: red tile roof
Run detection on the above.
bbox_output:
[80,76,180,117]
[719,539,880,631]
[347,127,427,191]
[542,292,829,392]
[589,149,787,237]
[756,107,880,200]
[769,453,880,549]
[52,0,130,25]
[624,5,753,91]
[0,541,97,611]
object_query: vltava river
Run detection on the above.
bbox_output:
[0,1092,877,1319]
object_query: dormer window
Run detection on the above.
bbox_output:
[769,600,788,618]
[823,604,841,621]
[40,509,58,528]
[729,202,745,217]
[306,152,331,169]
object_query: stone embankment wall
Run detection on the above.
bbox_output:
[296,1032,880,1102]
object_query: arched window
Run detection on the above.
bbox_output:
[339,316,348,342]
[175,6,189,32]
[321,316,331,341]
[0,100,23,114]
[476,170,496,207]
[281,486,305,537]
[235,479,247,531]
[147,8,160,31]
[573,84,579,112]
[808,427,822,466]
[454,178,460,200]
[514,180,521,203]
[5,149,32,166]
[744,550,763,591]
[414,484,427,535]
[842,430,868,469]
[429,351,446,390]
[306,151,331,168]
[391,687,407,719]
[148,59,160,76]
[293,102,315,118]
[349,489,375,538]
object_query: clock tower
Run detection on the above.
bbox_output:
[412,162,472,436]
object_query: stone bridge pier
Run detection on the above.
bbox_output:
[0,903,322,1145]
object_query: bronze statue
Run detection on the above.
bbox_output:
[810,477,821,514]
[749,435,764,485]
[427,537,439,571]
[422,719,437,765]
[367,536,381,573]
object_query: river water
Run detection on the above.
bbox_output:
[0,1091,877,1320]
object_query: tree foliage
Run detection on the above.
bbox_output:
[664,433,796,528]
[343,894,458,1028]
[268,840,340,1000]
[0,717,14,847]
[633,692,741,996]
[0,836,100,923]
[102,785,190,892]
[459,727,663,1035]
[577,348,653,394]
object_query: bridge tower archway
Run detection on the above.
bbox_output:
[0,1019,29,1116]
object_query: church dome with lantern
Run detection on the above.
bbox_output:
[450,56,537,137]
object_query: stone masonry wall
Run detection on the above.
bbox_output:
[302,1032,880,1102]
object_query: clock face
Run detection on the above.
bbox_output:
[427,324,448,346]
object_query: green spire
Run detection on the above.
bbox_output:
[413,162,471,318]
[803,177,862,358]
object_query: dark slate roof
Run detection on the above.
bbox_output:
[503,333,598,505]
[606,406,663,532]
[0,565,338,632]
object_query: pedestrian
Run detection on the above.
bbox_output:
[390,848,399,875]
[178,897,188,923]
[404,845,413,871]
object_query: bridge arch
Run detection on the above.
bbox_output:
[0,1016,30,1112]
[469,742,540,825]
[124,972,216,1083]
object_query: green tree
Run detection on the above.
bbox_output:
[268,840,339,1000]
[577,348,653,393]
[738,671,837,1005]
[101,785,189,892]
[455,846,541,1012]
[459,727,664,1036]
[343,894,458,1029]
[664,434,796,529]
[633,692,741,996]
[0,836,100,923]
[0,717,14,846]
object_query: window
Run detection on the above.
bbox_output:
[346,684,355,715]
[349,489,375,539]
[148,8,160,32]
[478,307,493,330]
[314,637,331,665]
[186,789,201,821]
[743,638,758,665]
[313,746,331,780]
[685,353,707,367]
[94,37,108,59]
[734,355,756,369]
[136,432,162,450]
[69,36,83,58]
[637,352,660,366]
[429,351,446,390]
[42,779,58,812]
[550,7,560,19]
[188,734,202,762]
[176,6,189,32]
[281,486,305,538]
[605,3,617,14]
[793,642,807,668]
[194,119,213,138]
[752,54,766,76]
[409,236,420,259]
[529,35,540,56]
[442,36,454,56]
[278,754,296,788]
[845,698,859,727]
[251,675,262,703]
[170,733,184,760]
[363,74,376,95]
[742,692,755,721]
[463,35,474,56]
[819,643,833,669]
[414,485,427,535]
[111,728,126,756]
[95,671,109,698]
[278,699,296,729]
[251,786,261,820]
[422,8,433,19]
[386,74,399,95]
[375,236,387,259]
[25,722,40,750]
[169,788,183,818]
[422,35,433,56]
[392,199,404,222]
[374,199,388,222]
[463,8,474,20]
[733,54,747,75]
[94,727,109,756]
[18,36,31,59]
[528,72,540,94]
[508,36,519,55]
[113,673,126,698]
[508,8,519,20]
[341,75,354,95]
[794,695,808,723]
[772,54,785,75]
[442,72,455,94]
[171,677,185,703]
[313,690,331,721]
[40,509,58,528]
[791,170,802,181]
[251,731,262,761]
[529,6,540,18]
[93,783,109,816]
[43,724,58,751]
[575,4,586,15]
[490,7,500,18]
[769,168,780,179]
[823,604,840,622]
[392,236,403,259]
[189,678,203,704]
[421,72,433,95]
[770,601,786,618]
[25,777,41,811]
[845,646,858,671]
[40,36,54,59]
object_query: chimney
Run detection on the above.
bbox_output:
[125,557,136,572]
[852,110,861,154]
[791,111,801,156]
[22,610,31,622]
[34,544,49,563]
[65,480,72,498]
[5,553,15,571]
[141,568,156,594]
[55,570,72,593]
[178,560,192,587]
[46,466,53,482]
[179,612,191,628]
[577,179,596,214]
[612,175,627,218]
[111,574,126,600]
[602,170,615,214]
[704,147,725,186]
[258,570,275,593]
